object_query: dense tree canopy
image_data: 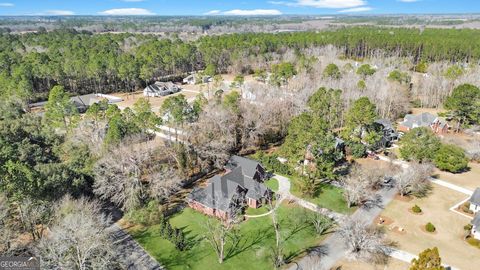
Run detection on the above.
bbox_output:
[444,84,480,129]
[400,127,441,162]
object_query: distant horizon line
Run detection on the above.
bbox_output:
[0,13,480,17]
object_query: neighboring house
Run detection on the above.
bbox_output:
[374,119,398,148]
[143,82,181,97]
[29,93,123,114]
[471,213,480,240]
[70,93,123,113]
[469,188,480,214]
[188,156,270,220]
[182,74,212,85]
[397,112,449,134]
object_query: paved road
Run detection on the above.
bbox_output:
[109,223,164,270]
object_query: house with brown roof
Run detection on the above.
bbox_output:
[187,156,271,220]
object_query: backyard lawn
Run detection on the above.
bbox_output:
[130,205,327,270]
[289,176,355,214]
[245,205,270,215]
[265,178,279,192]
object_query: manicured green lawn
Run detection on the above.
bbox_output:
[289,177,355,214]
[130,206,326,270]
[245,205,270,216]
[265,178,279,192]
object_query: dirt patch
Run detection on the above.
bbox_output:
[434,162,480,191]
[375,215,394,226]
[394,195,414,202]
[334,257,410,270]
[381,184,480,270]
[390,226,407,235]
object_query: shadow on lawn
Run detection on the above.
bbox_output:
[225,226,272,260]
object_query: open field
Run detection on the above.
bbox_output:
[112,89,201,112]
[129,206,327,270]
[380,184,479,270]
[434,162,480,191]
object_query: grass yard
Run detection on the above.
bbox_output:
[380,184,480,270]
[130,205,327,270]
[289,176,355,214]
[434,162,480,191]
[265,178,279,192]
[245,205,270,215]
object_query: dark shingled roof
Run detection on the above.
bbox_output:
[189,156,268,212]
[472,213,480,228]
[400,112,447,130]
[226,155,265,179]
[470,188,480,205]
[375,118,394,130]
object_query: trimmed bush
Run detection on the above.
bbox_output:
[425,222,436,233]
[461,202,474,214]
[464,224,473,231]
[412,205,422,213]
[434,144,469,173]
[467,237,480,248]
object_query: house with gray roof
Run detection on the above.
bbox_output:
[187,156,270,220]
[143,81,181,97]
[471,213,480,240]
[398,112,449,134]
[469,188,480,214]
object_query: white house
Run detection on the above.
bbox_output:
[469,188,480,213]
[472,213,480,240]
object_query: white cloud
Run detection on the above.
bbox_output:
[98,8,155,15]
[221,9,282,16]
[338,6,372,12]
[45,10,75,15]
[270,0,366,8]
[204,10,221,15]
[0,3,14,7]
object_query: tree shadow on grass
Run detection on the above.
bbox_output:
[284,244,329,265]
[224,226,273,260]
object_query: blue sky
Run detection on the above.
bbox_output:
[0,0,478,16]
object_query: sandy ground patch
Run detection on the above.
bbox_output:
[434,162,480,191]
[111,89,201,113]
[334,257,409,270]
[381,184,479,270]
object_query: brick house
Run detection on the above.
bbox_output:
[398,112,449,134]
[187,156,271,220]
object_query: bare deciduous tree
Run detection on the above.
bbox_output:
[36,196,116,270]
[395,162,433,197]
[338,218,392,263]
[307,211,334,236]
[341,166,378,208]
[94,143,181,212]
[16,198,52,241]
[187,103,237,169]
